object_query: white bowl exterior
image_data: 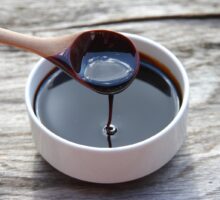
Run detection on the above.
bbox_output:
[25,34,189,183]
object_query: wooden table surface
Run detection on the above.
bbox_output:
[0,0,220,199]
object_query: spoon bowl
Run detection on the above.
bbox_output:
[49,30,140,94]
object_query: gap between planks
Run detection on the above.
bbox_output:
[34,13,220,32]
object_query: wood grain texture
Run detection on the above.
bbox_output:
[0,0,220,200]
[1,0,220,32]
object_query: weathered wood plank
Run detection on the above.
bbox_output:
[0,18,220,200]
[0,0,220,32]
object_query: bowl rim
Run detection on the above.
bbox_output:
[25,33,189,153]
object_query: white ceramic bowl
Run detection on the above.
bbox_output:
[25,33,189,183]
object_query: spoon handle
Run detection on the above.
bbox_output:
[0,28,77,57]
[0,28,49,56]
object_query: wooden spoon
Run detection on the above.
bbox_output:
[0,28,139,94]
